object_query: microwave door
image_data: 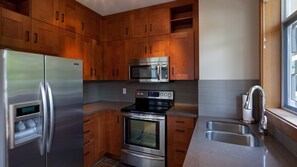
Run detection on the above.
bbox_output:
[130,65,159,82]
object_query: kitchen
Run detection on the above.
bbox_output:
[0,0,296,167]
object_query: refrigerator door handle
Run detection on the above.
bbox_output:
[40,82,48,156]
[46,82,55,153]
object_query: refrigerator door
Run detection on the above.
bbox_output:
[3,50,46,167]
[45,56,83,167]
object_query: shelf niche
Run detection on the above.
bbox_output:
[170,4,193,33]
[0,0,30,16]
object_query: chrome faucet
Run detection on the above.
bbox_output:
[243,85,267,134]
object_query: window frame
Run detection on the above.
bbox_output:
[282,0,297,112]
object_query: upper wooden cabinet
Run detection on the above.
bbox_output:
[82,8,100,39]
[0,7,31,50]
[129,35,169,59]
[132,6,170,38]
[59,28,77,59]
[103,40,128,80]
[170,31,194,80]
[102,12,132,41]
[31,19,59,55]
[31,0,59,26]
[59,0,82,33]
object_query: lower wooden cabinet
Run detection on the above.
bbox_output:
[83,110,122,167]
[167,115,196,167]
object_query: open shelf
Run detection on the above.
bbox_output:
[170,4,193,33]
[0,0,30,16]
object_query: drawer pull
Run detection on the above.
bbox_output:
[84,119,90,123]
[176,149,186,153]
[175,121,185,124]
[84,151,90,156]
[84,140,90,145]
[84,130,90,134]
[176,129,185,133]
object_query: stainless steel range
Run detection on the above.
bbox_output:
[121,89,174,167]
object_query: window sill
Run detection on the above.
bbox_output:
[266,108,297,142]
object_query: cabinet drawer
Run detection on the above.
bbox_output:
[84,130,94,143]
[167,116,195,128]
[173,127,193,143]
[84,141,95,167]
[83,119,94,133]
[84,140,95,155]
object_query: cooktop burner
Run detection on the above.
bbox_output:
[121,89,174,114]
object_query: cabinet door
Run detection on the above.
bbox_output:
[170,31,194,80]
[31,19,59,55]
[129,37,148,59]
[77,36,93,80]
[149,35,169,57]
[103,40,127,80]
[60,0,82,33]
[92,39,101,80]
[107,110,122,159]
[94,112,107,161]
[59,28,77,59]
[0,8,31,49]
[149,7,170,36]
[83,9,99,39]
[31,0,59,26]
[132,8,148,38]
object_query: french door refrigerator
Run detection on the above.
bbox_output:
[0,50,83,167]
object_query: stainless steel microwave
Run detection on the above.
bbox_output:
[128,56,169,82]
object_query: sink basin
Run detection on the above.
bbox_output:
[205,130,263,147]
[206,121,250,134]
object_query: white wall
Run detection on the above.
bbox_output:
[199,0,259,80]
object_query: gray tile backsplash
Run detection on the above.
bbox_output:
[83,80,198,105]
[199,80,259,119]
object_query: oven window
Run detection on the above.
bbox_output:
[125,118,160,149]
[130,65,158,79]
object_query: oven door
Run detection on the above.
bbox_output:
[122,113,165,156]
[129,64,161,82]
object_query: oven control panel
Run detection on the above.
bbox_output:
[135,90,174,100]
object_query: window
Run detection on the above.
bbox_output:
[283,0,297,111]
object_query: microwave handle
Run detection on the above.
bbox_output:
[157,64,161,80]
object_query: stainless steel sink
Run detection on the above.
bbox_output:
[206,121,251,134]
[205,131,263,147]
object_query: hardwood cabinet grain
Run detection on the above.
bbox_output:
[31,0,59,26]
[59,0,82,33]
[106,110,122,160]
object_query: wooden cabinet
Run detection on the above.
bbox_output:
[31,19,59,55]
[0,7,31,50]
[82,8,100,39]
[106,110,122,159]
[83,114,96,167]
[167,115,196,167]
[94,111,107,162]
[103,12,132,41]
[132,7,170,38]
[59,28,78,59]
[59,0,82,33]
[129,35,169,59]
[170,31,194,80]
[31,0,59,26]
[103,40,128,80]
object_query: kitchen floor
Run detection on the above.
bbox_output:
[96,157,128,167]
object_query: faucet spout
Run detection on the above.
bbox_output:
[243,85,267,134]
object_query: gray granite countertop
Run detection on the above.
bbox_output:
[166,103,198,118]
[183,116,297,167]
[83,101,133,115]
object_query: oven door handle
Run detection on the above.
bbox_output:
[157,64,161,80]
[129,116,165,121]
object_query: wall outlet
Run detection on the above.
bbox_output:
[122,88,127,95]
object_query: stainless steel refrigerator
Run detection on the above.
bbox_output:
[0,50,83,167]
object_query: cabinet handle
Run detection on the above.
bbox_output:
[25,31,30,41]
[175,120,184,124]
[176,129,185,133]
[83,130,90,134]
[126,27,128,35]
[83,119,90,123]
[116,69,119,76]
[145,24,147,32]
[61,14,65,23]
[172,67,175,75]
[150,46,152,54]
[34,33,38,43]
[83,140,90,145]
[150,24,152,32]
[84,151,90,156]
[55,11,59,20]
[112,69,115,76]
[82,22,84,31]
[176,149,186,153]
[145,46,147,54]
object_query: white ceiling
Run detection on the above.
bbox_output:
[76,0,176,16]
